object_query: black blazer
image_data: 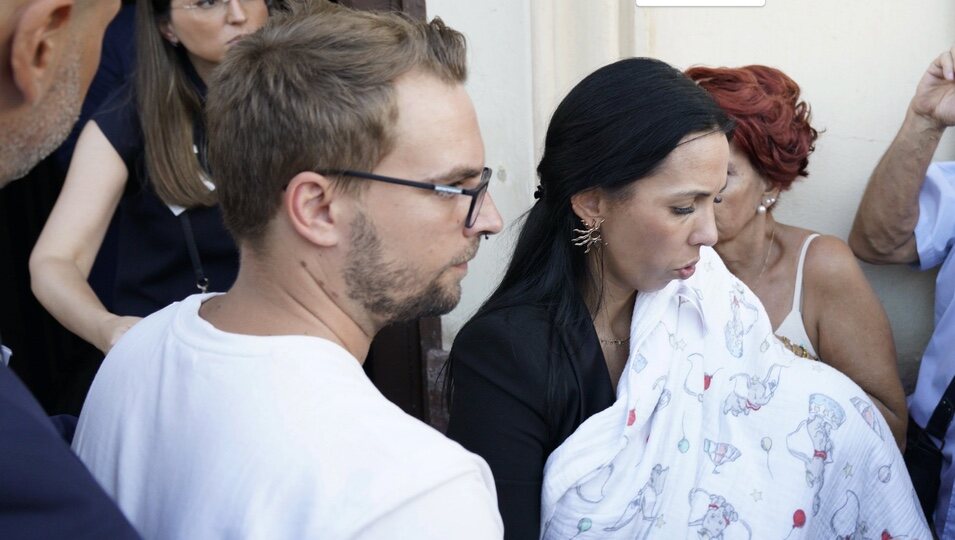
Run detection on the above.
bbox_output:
[446,302,615,540]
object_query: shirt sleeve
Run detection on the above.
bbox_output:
[915,161,955,270]
[357,470,504,539]
[0,366,140,540]
[89,81,143,173]
[446,310,552,540]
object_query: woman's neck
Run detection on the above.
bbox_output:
[185,51,216,85]
[586,271,636,343]
[716,215,777,284]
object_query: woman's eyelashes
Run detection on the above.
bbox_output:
[672,205,695,216]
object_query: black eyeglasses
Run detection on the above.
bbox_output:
[317,167,492,228]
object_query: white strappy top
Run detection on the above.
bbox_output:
[774,233,820,359]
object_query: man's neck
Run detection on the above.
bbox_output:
[198,255,377,363]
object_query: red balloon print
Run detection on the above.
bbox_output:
[784,509,807,539]
[793,509,806,528]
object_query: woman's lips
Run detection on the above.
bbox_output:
[676,260,698,279]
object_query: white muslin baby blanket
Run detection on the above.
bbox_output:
[541,246,929,540]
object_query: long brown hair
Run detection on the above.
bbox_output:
[135,0,214,208]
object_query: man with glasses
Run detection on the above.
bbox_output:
[72,2,504,537]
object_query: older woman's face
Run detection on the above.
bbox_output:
[714,143,771,242]
[598,131,728,293]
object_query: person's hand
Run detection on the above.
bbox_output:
[911,44,955,128]
[97,315,143,353]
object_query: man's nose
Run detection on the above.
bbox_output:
[469,191,503,237]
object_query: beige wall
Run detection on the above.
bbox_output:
[428,0,955,391]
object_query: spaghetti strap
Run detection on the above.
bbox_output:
[791,233,820,313]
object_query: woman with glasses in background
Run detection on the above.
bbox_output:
[30,0,269,353]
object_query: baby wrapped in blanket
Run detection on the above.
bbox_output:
[541,246,929,539]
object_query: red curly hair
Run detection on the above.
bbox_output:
[685,65,818,191]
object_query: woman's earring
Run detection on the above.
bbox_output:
[572,217,605,253]
[756,197,776,214]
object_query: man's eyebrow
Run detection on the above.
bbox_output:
[420,166,483,185]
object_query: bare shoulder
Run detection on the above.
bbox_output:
[801,233,869,293]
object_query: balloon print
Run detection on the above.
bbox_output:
[703,439,741,474]
[784,508,807,539]
[570,517,592,539]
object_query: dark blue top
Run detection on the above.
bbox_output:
[0,364,140,539]
[54,3,136,169]
[91,59,238,317]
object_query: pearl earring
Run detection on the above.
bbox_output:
[757,197,777,214]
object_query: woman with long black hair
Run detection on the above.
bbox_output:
[446,57,927,539]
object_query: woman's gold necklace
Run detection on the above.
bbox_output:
[753,223,776,287]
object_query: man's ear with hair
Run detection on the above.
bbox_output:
[9,0,75,105]
[284,171,346,248]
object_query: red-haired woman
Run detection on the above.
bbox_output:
[686,65,907,447]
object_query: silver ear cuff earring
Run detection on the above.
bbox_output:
[572,217,606,253]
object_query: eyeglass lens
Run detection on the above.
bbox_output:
[466,170,491,228]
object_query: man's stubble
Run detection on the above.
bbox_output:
[0,44,82,183]
[344,210,476,325]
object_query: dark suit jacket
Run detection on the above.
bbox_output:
[447,302,615,540]
[0,365,139,539]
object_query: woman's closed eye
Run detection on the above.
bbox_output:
[713,181,728,204]
[672,205,695,216]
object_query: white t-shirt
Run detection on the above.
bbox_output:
[73,293,503,539]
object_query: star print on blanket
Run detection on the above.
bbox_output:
[540,246,929,539]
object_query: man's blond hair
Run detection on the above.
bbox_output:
[206,0,468,247]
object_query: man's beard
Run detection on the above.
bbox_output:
[0,46,82,184]
[344,210,475,325]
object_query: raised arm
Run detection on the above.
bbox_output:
[849,44,955,264]
[29,121,141,353]
[805,236,907,448]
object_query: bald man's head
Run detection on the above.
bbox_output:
[0,0,120,186]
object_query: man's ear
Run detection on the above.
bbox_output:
[284,171,345,247]
[9,0,75,105]
[570,188,604,225]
